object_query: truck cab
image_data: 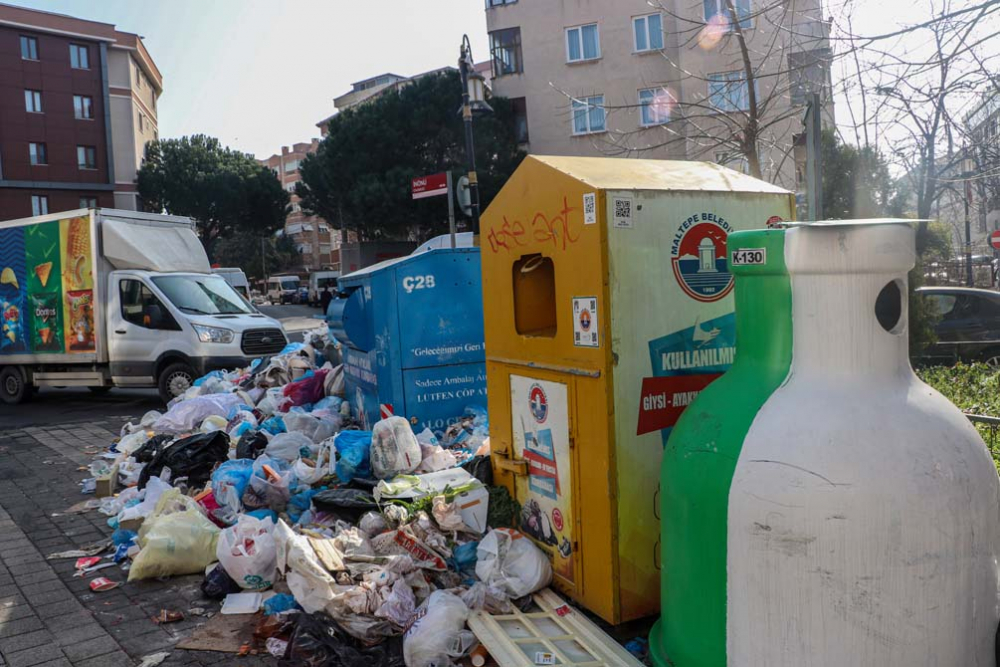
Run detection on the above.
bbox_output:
[106,270,285,400]
[266,275,301,304]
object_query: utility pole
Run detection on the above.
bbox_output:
[965,174,973,287]
[446,171,457,249]
[459,36,481,241]
[805,92,823,221]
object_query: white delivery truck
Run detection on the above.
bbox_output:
[212,267,251,299]
[0,208,287,405]
[307,270,339,306]
[266,275,301,304]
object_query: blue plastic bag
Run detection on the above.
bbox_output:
[212,459,255,506]
[263,593,300,615]
[279,342,304,355]
[334,431,372,483]
[260,416,286,435]
[313,396,343,413]
[287,487,325,524]
[112,529,138,546]
[193,370,225,387]
[450,541,478,575]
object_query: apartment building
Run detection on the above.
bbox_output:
[484,0,831,189]
[966,92,1000,238]
[0,3,161,218]
[259,140,336,271]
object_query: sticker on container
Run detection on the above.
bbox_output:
[731,247,767,266]
[534,652,556,665]
[613,196,633,228]
[766,215,785,228]
[583,192,597,225]
[572,297,599,348]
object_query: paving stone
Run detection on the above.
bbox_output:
[0,615,45,638]
[73,650,133,667]
[0,628,56,653]
[5,644,67,667]
[60,636,120,663]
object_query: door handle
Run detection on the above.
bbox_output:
[114,329,126,334]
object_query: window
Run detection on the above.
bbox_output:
[20,36,38,60]
[119,279,180,330]
[291,203,301,213]
[704,0,752,29]
[29,143,47,166]
[135,63,142,88]
[73,95,94,120]
[31,195,48,216]
[511,97,529,143]
[69,44,89,69]
[788,49,830,106]
[77,146,97,169]
[284,159,300,172]
[709,71,753,112]
[639,87,674,126]
[24,90,42,113]
[489,27,522,76]
[138,112,145,132]
[566,24,600,62]
[285,182,297,193]
[634,14,664,52]
[571,95,606,135]
[486,0,516,6]
[79,197,97,209]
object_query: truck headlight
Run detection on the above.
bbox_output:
[192,324,234,344]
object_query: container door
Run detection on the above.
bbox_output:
[508,373,577,591]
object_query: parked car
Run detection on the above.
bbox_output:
[916,286,1000,367]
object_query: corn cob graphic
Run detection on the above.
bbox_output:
[65,218,89,289]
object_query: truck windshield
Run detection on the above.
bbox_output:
[152,275,255,315]
[280,279,299,290]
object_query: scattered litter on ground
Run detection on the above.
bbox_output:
[136,652,171,667]
[63,324,605,666]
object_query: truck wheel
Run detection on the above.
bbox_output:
[0,367,29,405]
[158,362,195,404]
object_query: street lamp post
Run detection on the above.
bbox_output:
[962,157,975,287]
[458,35,492,243]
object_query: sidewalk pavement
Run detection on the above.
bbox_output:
[0,419,277,667]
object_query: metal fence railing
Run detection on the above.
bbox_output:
[967,414,1000,456]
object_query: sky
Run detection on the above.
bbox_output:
[10,0,489,159]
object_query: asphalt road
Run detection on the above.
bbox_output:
[0,304,325,430]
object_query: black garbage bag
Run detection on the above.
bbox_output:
[281,612,404,667]
[235,430,268,460]
[461,455,493,486]
[131,434,175,464]
[311,488,378,523]
[201,563,242,600]
[137,431,229,489]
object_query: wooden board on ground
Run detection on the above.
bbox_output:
[176,613,256,653]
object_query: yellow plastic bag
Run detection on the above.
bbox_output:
[128,489,220,581]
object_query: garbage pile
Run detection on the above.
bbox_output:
[76,328,561,666]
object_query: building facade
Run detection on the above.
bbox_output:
[259,140,336,271]
[484,0,831,190]
[0,3,161,219]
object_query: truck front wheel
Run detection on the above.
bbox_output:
[158,362,195,404]
[0,367,29,405]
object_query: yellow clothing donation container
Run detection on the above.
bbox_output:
[480,156,794,624]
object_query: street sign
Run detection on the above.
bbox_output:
[412,173,448,200]
[457,175,472,217]
[991,230,1000,250]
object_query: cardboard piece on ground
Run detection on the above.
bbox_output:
[94,464,119,498]
[308,537,346,572]
[176,613,257,653]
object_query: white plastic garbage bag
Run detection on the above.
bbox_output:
[216,515,278,590]
[117,430,151,456]
[152,393,243,433]
[273,519,342,614]
[370,416,421,480]
[265,432,314,462]
[475,528,552,598]
[403,590,474,667]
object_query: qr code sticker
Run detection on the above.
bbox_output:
[583,192,597,225]
[613,197,633,228]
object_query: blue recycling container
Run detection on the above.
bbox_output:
[327,247,486,431]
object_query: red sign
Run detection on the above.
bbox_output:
[766,216,785,228]
[636,374,722,435]
[412,172,448,200]
[991,230,1000,250]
